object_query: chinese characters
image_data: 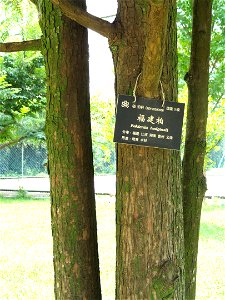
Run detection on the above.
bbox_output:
[137,114,164,125]
[114,95,185,150]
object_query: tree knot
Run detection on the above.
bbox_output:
[152,260,179,299]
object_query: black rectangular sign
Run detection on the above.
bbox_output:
[113,95,185,150]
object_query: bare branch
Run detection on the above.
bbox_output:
[0,39,41,52]
[211,94,224,111]
[51,0,115,38]
[0,137,26,150]
[206,137,222,154]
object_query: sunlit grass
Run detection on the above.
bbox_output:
[0,196,224,299]
[196,199,225,300]
[0,198,54,300]
[96,196,116,299]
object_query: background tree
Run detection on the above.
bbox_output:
[91,96,116,174]
[0,0,45,149]
[0,55,45,149]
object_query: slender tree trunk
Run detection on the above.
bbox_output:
[111,1,185,298]
[38,1,101,298]
[182,1,212,299]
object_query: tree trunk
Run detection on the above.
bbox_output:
[111,1,185,298]
[182,1,212,299]
[38,1,101,298]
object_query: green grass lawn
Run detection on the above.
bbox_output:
[0,196,224,299]
[0,198,54,299]
[196,200,225,300]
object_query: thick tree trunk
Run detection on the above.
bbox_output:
[182,1,212,299]
[111,1,185,298]
[38,1,101,299]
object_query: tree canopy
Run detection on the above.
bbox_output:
[0,0,224,168]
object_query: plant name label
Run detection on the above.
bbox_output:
[113,95,185,150]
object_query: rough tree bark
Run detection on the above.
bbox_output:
[37,0,101,298]
[51,0,185,298]
[182,1,212,299]
[112,1,184,298]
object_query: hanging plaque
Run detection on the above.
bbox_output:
[113,95,185,150]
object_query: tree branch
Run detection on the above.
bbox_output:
[51,0,115,38]
[212,94,224,111]
[29,0,38,5]
[0,136,26,150]
[0,39,41,52]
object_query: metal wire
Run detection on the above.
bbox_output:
[0,142,48,178]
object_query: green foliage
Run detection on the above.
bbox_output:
[177,0,225,99]
[0,0,41,43]
[177,0,192,90]
[206,98,225,168]
[91,96,116,174]
[17,187,28,198]
[0,63,46,148]
[178,0,225,169]
[179,89,225,169]
[0,0,223,173]
[0,0,46,149]
[0,53,46,117]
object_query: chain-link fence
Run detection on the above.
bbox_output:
[0,142,48,178]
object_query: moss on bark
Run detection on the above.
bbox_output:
[38,0,101,298]
[112,1,185,298]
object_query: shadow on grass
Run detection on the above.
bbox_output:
[200,222,225,241]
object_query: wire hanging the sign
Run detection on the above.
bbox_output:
[160,80,166,108]
[133,72,142,103]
